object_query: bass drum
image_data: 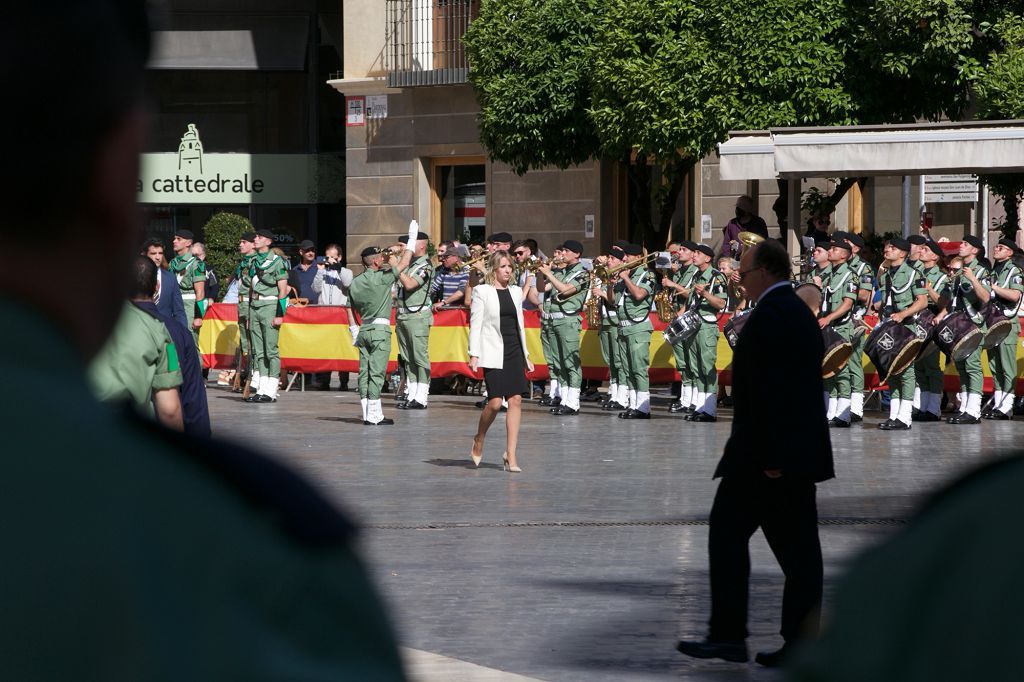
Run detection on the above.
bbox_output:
[821,327,854,379]
[933,311,983,361]
[864,319,923,382]
[982,302,1013,349]
[663,309,702,346]
[914,309,938,359]
[723,310,752,349]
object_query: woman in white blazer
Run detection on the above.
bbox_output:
[468,251,534,472]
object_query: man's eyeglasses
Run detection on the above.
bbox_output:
[513,250,526,256]
[738,266,762,281]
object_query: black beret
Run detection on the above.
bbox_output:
[829,239,852,252]
[487,232,513,244]
[925,241,945,259]
[240,232,256,242]
[695,243,715,258]
[963,235,984,251]
[610,246,625,258]
[175,229,194,240]
[998,237,1022,253]
[563,239,584,255]
[360,246,381,258]
[613,239,630,249]
[847,233,865,248]
[889,237,910,252]
[814,240,832,250]
[831,230,850,241]
[622,243,643,256]
[299,239,315,250]
[255,228,275,240]
[908,235,928,245]
[679,240,698,251]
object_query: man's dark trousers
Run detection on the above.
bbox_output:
[708,474,823,642]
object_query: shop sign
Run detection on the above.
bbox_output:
[138,124,316,204]
[346,96,366,126]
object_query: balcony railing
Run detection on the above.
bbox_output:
[386,0,478,87]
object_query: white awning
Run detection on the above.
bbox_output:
[717,134,776,180]
[716,121,1024,180]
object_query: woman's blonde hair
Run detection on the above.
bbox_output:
[484,250,512,286]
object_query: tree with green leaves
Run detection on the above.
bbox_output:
[202,212,253,300]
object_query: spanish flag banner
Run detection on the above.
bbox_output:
[199,304,1023,391]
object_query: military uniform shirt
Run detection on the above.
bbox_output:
[673,263,698,308]
[848,255,874,314]
[350,268,398,329]
[950,257,991,323]
[88,302,183,417]
[396,255,433,319]
[236,254,256,298]
[250,251,288,299]
[687,267,729,323]
[615,268,655,329]
[822,262,858,326]
[552,262,588,314]
[990,259,1024,317]
[542,268,565,314]
[884,261,928,315]
[921,264,950,313]
[170,253,206,296]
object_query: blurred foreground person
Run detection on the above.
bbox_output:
[0,3,405,679]
[677,240,833,667]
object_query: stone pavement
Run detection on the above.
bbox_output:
[209,383,1021,681]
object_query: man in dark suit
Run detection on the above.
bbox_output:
[142,237,188,331]
[677,238,835,667]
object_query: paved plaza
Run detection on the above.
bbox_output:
[209,382,1020,681]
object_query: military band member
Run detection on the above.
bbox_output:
[807,241,832,287]
[169,228,207,348]
[611,243,654,419]
[662,241,698,413]
[876,237,929,430]
[349,246,399,425]
[537,239,588,415]
[945,235,991,424]
[535,244,565,407]
[984,238,1023,420]
[907,234,928,274]
[235,232,257,393]
[245,229,289,403]
[395,229,433,410]
[911,241,951,422]
[594,245,627,410]
[819,239,858,427]
[836,232,873,421]
[686,244,729,422]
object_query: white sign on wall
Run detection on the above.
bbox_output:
[924,174,978,203]
[366,95,389,119]
[701,214,713,240]
[584,214,595,239]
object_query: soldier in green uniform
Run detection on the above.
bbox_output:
[877,237,929,430]
[246,228,290,403]
[945,235,992,424]
[235,231,257,393]
[610,243,654,419]
[911,241,951,422]
[807,240,832,287]
[836,232,874,422]
[349,246,399,426]
[537,244,565,407]
[169,228,208,348]
[90,260,184,430]
[984,238,1023,420]
[662,242,698,413]
[686,244,729,422]
[537,239,589,415]
[908,234,928,274]
[818,239,858,427]
[395,229,433,410]
[595,245,627,411]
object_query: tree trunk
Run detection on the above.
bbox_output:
[656,158,693,246]
[627,157,652,245]
[1005,195,1020,237]
[772,179,789,241]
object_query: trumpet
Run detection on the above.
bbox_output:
[375,246,404,261]
[523,256,565,273]
[454,253,488,273]
[592,252,659,281]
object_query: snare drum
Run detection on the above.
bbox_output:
[864,319,923,382]
[821,327,854,379]
[932,311,983,362]
[982,302,1013,349]
[663,309,702,346]
[723,310,751,349]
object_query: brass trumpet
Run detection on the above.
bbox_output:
[454,252,488,273]
[592,252,658,281]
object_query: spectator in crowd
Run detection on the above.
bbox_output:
[430,241,469,311]
[133,256,212,437]
[0,3,405,676]
[804,213,832,251]
[289,239,320,303]
[312,243,354,390]
[191,241,219,302]
[142,237,188,331]
[89,258,185,431]
[722,195,769,257]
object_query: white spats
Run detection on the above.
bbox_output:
[836,397,852,422]
[563,386,581,411]
[851,391,864,418]
[635,391,651,414]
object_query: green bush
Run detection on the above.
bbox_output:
[202,212,253,300]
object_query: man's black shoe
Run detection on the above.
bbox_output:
[828,417,850,428]
[719,396,734,407]
[754,644,791,668]
[878,418,894,430]
[668,401,684,413]
[690,411,717,422]
[682,405,695,414]
[253,394,277,403]
[363,418,395,425]
[911,407,922,420]
[538,395,553,406]
[949,412,980,424]
[884,419,911,430]
[989,411,1012,420]
[851,413,863,422]
[618,409,650,420]
[915,412,940,422]
[474,398,487,409]
[676,638,749,663]
[550,405,579,415]
[397,400,426,410]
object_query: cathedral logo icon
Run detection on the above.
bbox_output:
[178,123,203,173]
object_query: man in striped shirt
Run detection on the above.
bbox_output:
[430,241,469,310]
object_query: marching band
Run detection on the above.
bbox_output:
[230,221,1024,429]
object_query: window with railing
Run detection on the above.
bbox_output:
[385,0,479,87]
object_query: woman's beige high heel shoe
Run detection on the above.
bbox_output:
[470,436,483,467]
[502,452,522,474]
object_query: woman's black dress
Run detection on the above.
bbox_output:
[484,287,529,398]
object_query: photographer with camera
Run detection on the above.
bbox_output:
[313,243,354,390]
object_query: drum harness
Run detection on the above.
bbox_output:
[617,270,652,327]
[992,263,1023,318]
[821,268,854,327]
[882,267,916,324]
[949,262,987,323]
